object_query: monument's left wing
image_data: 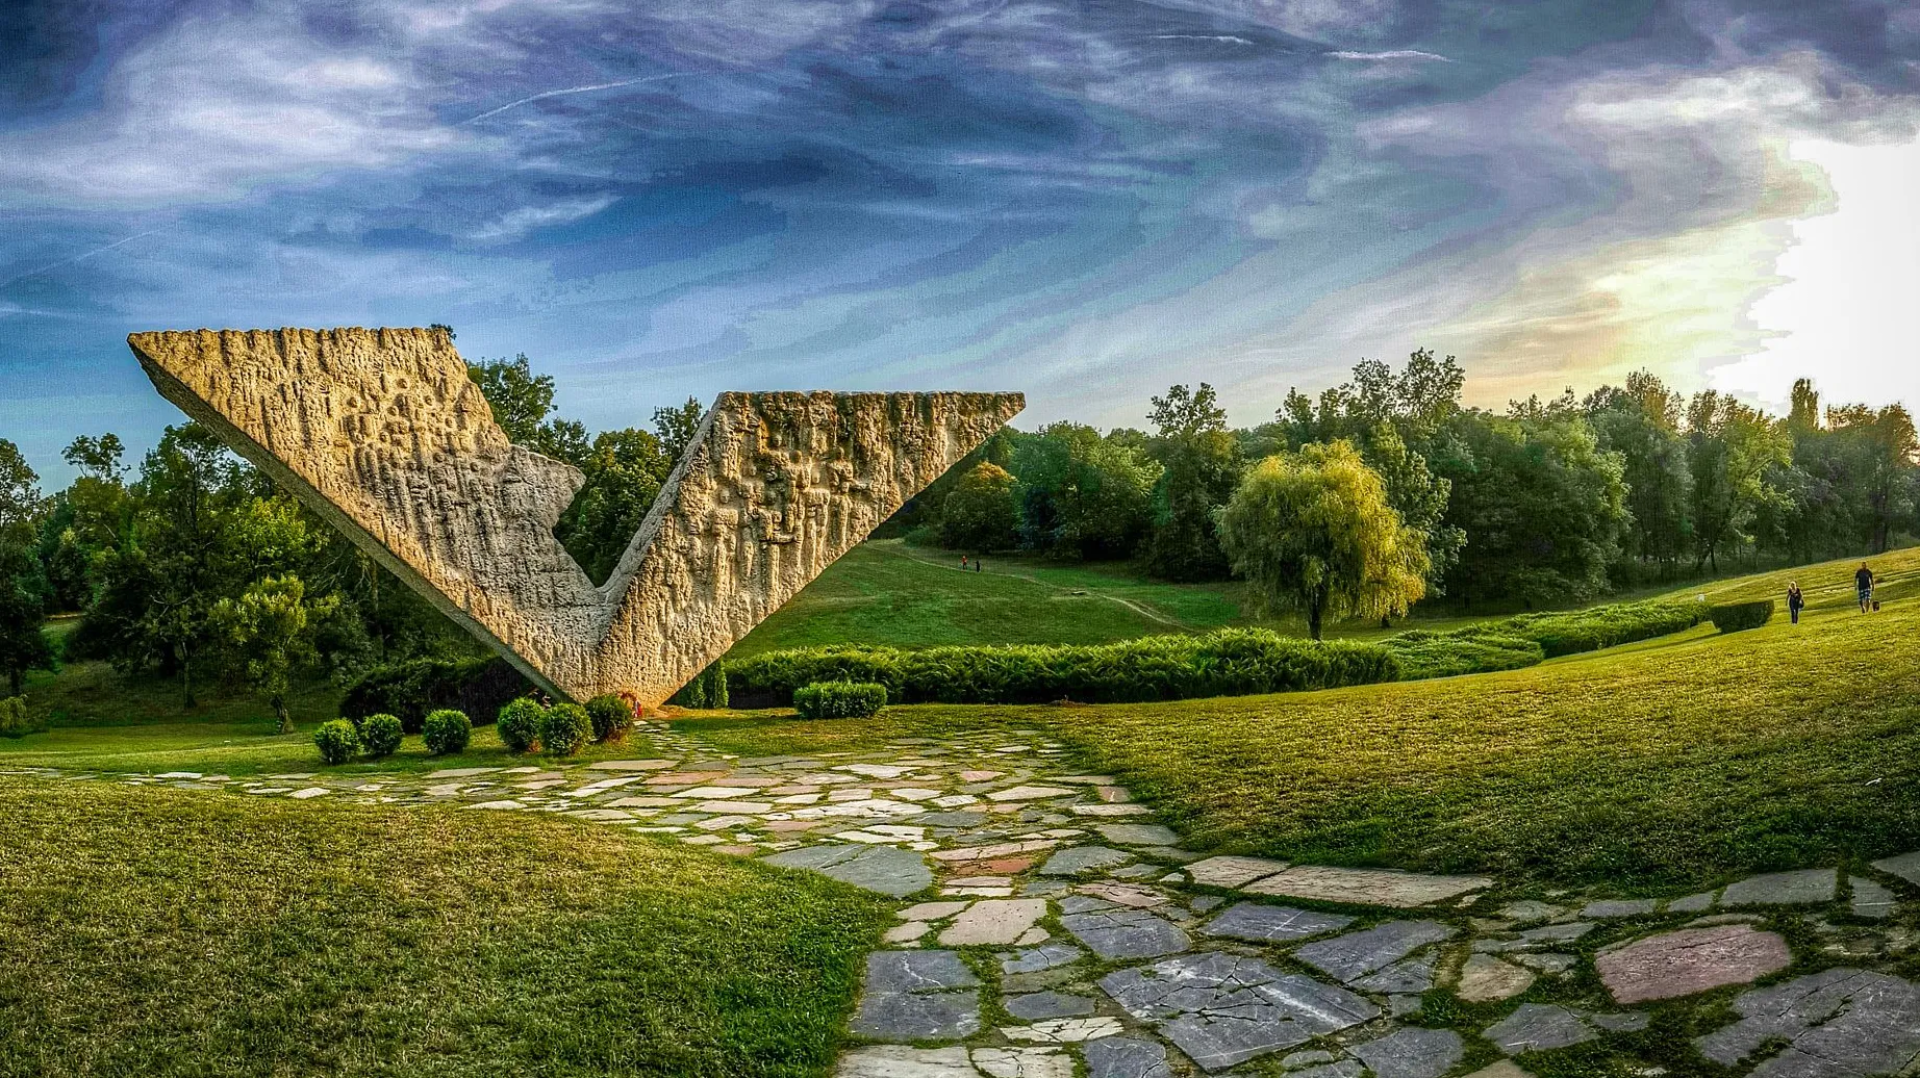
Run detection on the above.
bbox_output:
[129,327,1022,705]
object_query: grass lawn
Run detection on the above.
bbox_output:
[682,554,1920,892]
[0,777,888,1078]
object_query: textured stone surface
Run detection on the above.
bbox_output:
[852,950,981,1041]
[1850,876,1897,919]
[1040,847,1135,876]
[1595,924,1792,1004]
[972,1047,1074,1078]
[762,844,933,897]
[1351,1028,1465,1078]
[1293,920,1456,983]
[130,327,1020,704]
[1185,855,1291,888]
[1060,908,1191,960]
[1455,954,1537,1003]
[1719,868,1839,907]
[1004,991,1097,1021]
[1871,850,1920,886]
[940,900,1048,946]
[1100,952,1377,1072]
[1696,968,1920,1074]
[1081,1035,1173,1078]
[1242,865,1492,907]
[1203,902,1354,943]
[836,1046,976,1078]
[1482,1004,1598,1054]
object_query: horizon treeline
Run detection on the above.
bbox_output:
[0,348,1914,705]
[896,350,1920,610]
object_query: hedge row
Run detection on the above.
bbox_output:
[1709,600,1775,633]
[1381,632,1544,681]
[795,681,888,720]
[727,629,1400,707]
[340,656,531,731]
[1383,598,1710,680]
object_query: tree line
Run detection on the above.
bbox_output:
[910,351,1919,617]
[0,347,1914,707]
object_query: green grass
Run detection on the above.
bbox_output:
[0,777,888,1078]
[681,559,1920,892]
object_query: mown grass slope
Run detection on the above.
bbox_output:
[684,553,1920,891]
[0,778,887,1078]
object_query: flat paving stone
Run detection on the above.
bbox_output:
[1185,855,1291,888]
[1242,865,1492,908]
[1001,943,1084,974]
[1203,902,1354,943]
[1720,868,1839,908]
[1094,824,1180,847]
[1850,876,1897,919]
[850,990,980,1041]
[1870,850,1920,887]
[1595,924,1792,1004]
[1082,1035,1173,1078]
[836,1045,975,1077]
[1004,991,1097,1021]
[1455,955,1536,1003]
[940,899,1048,946]
[1580,898,1657,918]
[1482,1004,1597,1054]
[1060,908,1191,960]
[1351,1027,1465,1078]
[1696,968,1920,1074]
[866,950,978,993]
[1039,846,1135,876]
[1100,952,1377,1072]
[1351,953,1437,994]
[762,844,932,897]
[971,1047,1074,1078]
[1002,1017,1125,1043]
[1293,920,1456,983]
[1463,1064,1535,1078]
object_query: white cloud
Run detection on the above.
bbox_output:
[469,196,618,241]
[1328,50,1450,62]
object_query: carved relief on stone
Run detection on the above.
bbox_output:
[129,327,1022,705]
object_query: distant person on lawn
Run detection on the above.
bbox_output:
[975,558,982,573]
[960,554,968,570]
[1857,562,1876,613]
[1787,582,1804,625]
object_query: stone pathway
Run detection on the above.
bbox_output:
[12,726,1920,1077]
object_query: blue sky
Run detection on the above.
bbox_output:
[3,0,1917,483]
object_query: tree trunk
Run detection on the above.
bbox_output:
[8,669,20,697]
[274,694,292,735]
[1308,605,1324,641]
[180,645,196,708]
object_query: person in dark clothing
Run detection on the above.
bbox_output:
[974,558,982,573]
[1787,582,1804,625]
[1857,563,1876,613]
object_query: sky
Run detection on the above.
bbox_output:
[2,0,1917,484]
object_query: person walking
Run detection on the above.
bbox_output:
[974,557,983,573]
[959,554,968,571]
[1856,562,1876,613]
[1787,582,1804,625]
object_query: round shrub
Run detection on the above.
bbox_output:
[360,713,404,758]
[794,681,888,720]
[496,697,544,753]
[423,708,472,756]
[585,694,633,743]
[538,703,593,757]
[312,719,361,765]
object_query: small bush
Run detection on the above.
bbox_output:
[794,681,889,720]
[585,694,633,743]
[702,663,728,709]
[496,698,544,753]
[0,696,47,739]
[1710,600,1776,634]
[313,719,361,765]
[360,713,404,758]
[538,703,593,757]
[423,709,472,756]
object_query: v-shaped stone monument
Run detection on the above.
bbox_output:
[129,327,1022,706]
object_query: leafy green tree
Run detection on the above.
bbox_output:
[556,428,675,584]
[1585,372,1691,573]
[1827,403,1919,554]
[940,463,1020,553]
[0,541,55,696]
[467,355,589,465]
[1215,441,1429,639]
[1686,391,1791,572]
[652,397,707,463]
[0,440,39,541]
[1013,424,1159,560]
[212,574,340,733]
[1439,410,1628,606]
[1143,384,1241,582]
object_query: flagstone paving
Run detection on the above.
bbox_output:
[13,723,1920,1077]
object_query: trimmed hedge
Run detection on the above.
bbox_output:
[585,695,633,743]
[496,698,543,753]
[1382,632,1545,681]
[1710,600,1776,633]
[313,719,360,765]
[340,656,530,732]
[794,681,888,720]
[423,709,472,756]
[728,629,1398,707]
[670,663,730,709]
[539,703,593,757]
[359,713,404,758]
[1458,599,1711,659]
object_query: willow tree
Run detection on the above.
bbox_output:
[1216,440,1429,639]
